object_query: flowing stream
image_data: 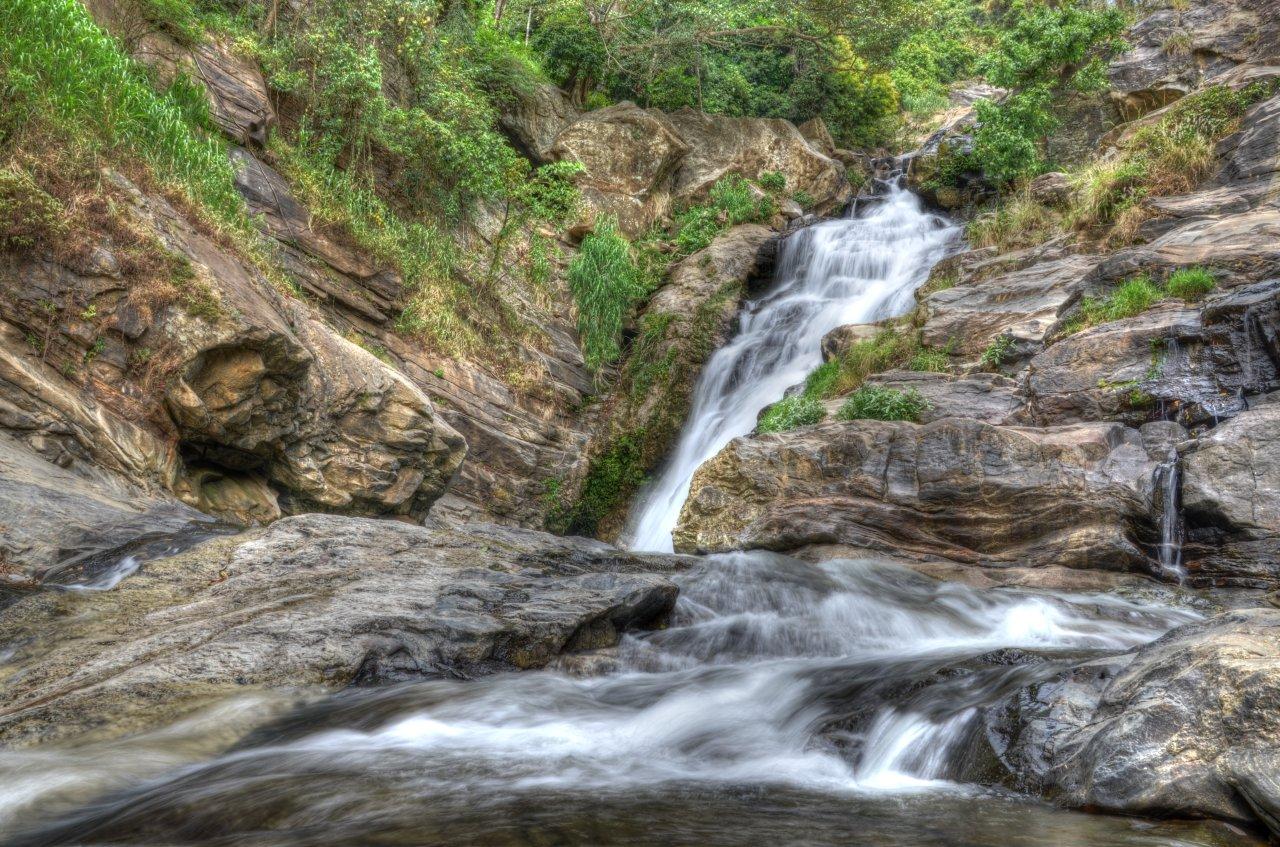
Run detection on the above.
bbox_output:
[0,187,1251,847]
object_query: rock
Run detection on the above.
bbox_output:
[1027,171,1073,207]
[1096,207,1280,283]
[1108,0,1280,121]
[920,254,1104,357]
[191,40,276,145]
[1182,401,1280,586]
[0,514,686,749]
[665,109,849,212]
[1021,304,1201,426]
[0,432,208,586]
[820,322,882,361]
[797,117,836,156]
[550,103,690,237]
[498,81,579,163]
[1051,609,1280,824]
[862,371,1024,425]
[674,418,1161,574]
[1043,92,1123,168]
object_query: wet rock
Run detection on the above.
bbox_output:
[0,514,686,749]
[920,254,1104,357]
[674,418,1160,574]
[1182,401,1280,586]
[0,432,208,586]
[1052,609,1280,824]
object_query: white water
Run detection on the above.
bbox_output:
[624,186,960,552]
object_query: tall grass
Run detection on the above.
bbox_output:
[567,218,647,371]
[1,0,247,234]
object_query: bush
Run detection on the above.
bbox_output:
[567,218,647,371]
[1066,275,1164,334]
[757,171,787,192]
[980,333,1015,369]
[1165,267,1216,301]
[0,167,66,250]
[909,347,950,373]
[972,87,1057,185]
[836,385,929,422]
[673,174,773,255]
[968,192,1061,253]
[1,0,248,234]
[758,394,826,433]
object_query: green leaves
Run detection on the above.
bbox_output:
[567,218,648,372]
[835,385,930,422]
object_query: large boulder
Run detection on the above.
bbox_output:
[498,82,579,163]
[0,514,685,749]
[664,109,848,211]
[674,418,1162,574]
[549,103,690,237]
[1050,609,1280,826]
[1182,400,1280,586]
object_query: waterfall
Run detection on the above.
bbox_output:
[1154,447,1186,582]
[624,185,960,553]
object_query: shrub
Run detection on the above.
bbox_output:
[1165,267,1216,301]
[1,0,248,234]
[0,167,66,250]
[792,190,816,209]
[980,333,1016,369]
[968,192,1061,253]
[757,171,787,192]
[566,218,647,371]
[909,347,950,373]
[673,174,774,255]
[758,395,826,433]
[1067,275,1165,334]
[836,385,929,422]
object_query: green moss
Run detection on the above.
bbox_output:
[836,385,930,422]
[565,432,648,537]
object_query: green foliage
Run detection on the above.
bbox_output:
[758,394,826,433]
[972,87,1057,184]
[567,218,647,371]
[0,167,66,250]
[980,333,1015,369]
[566,432,647,537]
[132,0,205,45]
[757,171,787,192]
[835,385,929,422]
[1066,276,1164,334]
[673,175,774,255]
[968,191,1061,253]
[792,190,816,209]
[979,1,1126,92]
[1165,267,1216,301]
[908,347,951,373]
[1,0,248,234]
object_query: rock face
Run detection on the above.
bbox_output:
[674,418,1160,573]
[0,514,684,749]
[498,81,579,163]
[0,171,466,527]
[1182,401,1280,586]
[863,371,1023,425]
[1108,0,1280,120]
[1045,609,1280,825]
[550,103,849,237]
[920,253,1103,357]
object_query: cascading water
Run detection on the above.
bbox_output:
[624,185,959,552]
[1,187,1238,847]
[1154,448,1186,582]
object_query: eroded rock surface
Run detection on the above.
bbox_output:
[0,514,685,749]
[675,418,1159,573]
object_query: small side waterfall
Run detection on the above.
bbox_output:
[624,185,960,552]
[1154,447,1186,582]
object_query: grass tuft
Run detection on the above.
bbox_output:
[835,385,930,422]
